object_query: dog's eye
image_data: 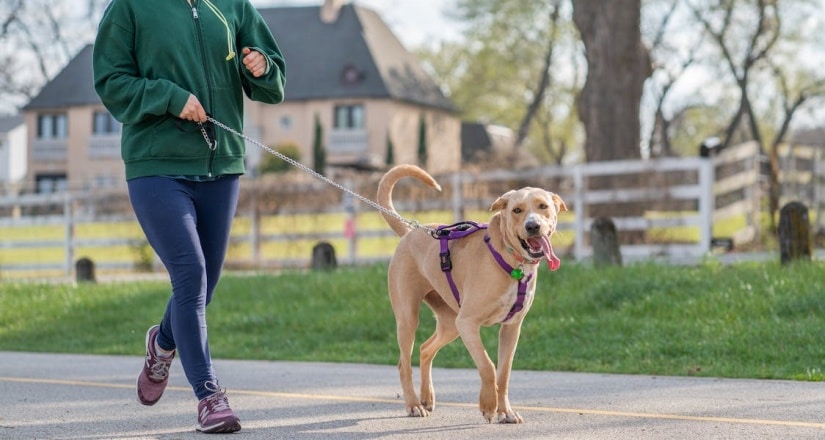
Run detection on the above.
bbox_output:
[539,203,548,210]
[512,207,523,214]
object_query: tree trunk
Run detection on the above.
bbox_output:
[573,0,651,162]
[573,0,651,245]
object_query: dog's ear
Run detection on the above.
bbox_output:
[550,192,568,213]
[490,190,515,212]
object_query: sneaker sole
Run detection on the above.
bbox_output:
[197,420,241,433]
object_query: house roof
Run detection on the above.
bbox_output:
[24,4,456,113]
[24,44,97,110]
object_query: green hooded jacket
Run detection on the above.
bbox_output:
[93,0,286,180]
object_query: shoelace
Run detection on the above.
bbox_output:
[148,356,171,381]
[203,381,231,412]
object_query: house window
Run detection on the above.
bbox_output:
[36,173,68,194]
[279,115,292,130]
[93,111,121,135]
[334,104,364,130]
[94,175,119,188]
[37,113,68,139]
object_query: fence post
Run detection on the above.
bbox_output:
[64,193,74,278]
[573,164,585,261]
[249,177,260,266]
[815,148,825,233]
[751,150,764,240]
[343,180,356,265]
[698,158,714,254]
[451,172,463,222]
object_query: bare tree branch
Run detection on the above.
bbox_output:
[0,0,23,37]
[646,0,702,157]
[511,0,562,158]
[0,0,101,113]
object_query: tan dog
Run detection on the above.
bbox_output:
[377,164,566,423]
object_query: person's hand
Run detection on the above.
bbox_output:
[179,94,207,123]
[242,47,267,78]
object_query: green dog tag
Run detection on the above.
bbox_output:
[510,268,524,280]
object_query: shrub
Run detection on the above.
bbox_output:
[259,142,302,174]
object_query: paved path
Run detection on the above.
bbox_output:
[1,351,824,439]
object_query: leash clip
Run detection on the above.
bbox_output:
[199,116,217,151]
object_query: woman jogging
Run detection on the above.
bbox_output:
[93,0,286,433]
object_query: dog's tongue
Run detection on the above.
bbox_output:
[539,236,561,271]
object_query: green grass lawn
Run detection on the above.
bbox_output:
[1,260,822,381]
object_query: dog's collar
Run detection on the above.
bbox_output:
[486,236,536,280]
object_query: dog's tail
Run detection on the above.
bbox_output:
[377,164,441,236]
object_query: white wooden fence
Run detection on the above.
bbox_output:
[0,144,765,279]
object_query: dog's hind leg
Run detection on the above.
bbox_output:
[418,292,459,413]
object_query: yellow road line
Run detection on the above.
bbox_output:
[2,376,824,430]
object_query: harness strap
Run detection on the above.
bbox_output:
[434,222,534,323]
[484,235,533,322]
[435,222,487,306]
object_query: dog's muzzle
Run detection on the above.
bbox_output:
[519,227,561,271]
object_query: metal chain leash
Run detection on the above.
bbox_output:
[200,124,217,151]
[205,117,432,233]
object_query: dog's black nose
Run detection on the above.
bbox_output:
[525,221,540,235]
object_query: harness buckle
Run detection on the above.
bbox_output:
[439,251,452,271]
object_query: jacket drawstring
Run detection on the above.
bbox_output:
[201,0,236,61]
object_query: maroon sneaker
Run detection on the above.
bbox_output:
[196,381,241,433]
[136,325,174,406]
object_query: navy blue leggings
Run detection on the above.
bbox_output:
[127,175,239,400]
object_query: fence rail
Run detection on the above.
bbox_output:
[0,145,766,279]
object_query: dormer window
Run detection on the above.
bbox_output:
[340,65,364,86]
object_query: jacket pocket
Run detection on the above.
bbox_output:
[149,117,212,159]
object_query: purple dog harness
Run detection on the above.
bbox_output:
[432,222,535,322]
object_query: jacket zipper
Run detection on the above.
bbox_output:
[189,0,217,177]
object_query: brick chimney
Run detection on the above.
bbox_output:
[320,0,346,23]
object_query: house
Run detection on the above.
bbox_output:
[461,122,520,164]
[461,121,538,169]
[0,114,27,195]
[21,0,460,193]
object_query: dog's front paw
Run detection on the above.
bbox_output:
[407,404,430,418]
[420,398,434,413]
[497,411,524,424]
[480,405,501,423]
